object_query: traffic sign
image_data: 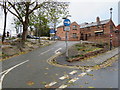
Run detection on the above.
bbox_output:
[64,26,70,31]
[63,19,71,26]
[50,29,55,34]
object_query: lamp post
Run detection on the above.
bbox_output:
[110,8,113,50]
[62,15,71,58]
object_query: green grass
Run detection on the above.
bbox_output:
[77,47,85,50]
[70,54,84,58]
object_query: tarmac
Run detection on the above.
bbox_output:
[55,47,119,67]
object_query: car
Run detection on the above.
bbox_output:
[33,36,40,39]
[17,34,40,39]
[50,36,61,40]
[27,35,33,38]
[40,36,50,40]
[17,33,22,37]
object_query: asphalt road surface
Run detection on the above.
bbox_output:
[0,41,118,89]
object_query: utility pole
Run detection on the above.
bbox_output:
[110,8,113,50]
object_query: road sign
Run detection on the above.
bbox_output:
[63,19,71,26]
[64,26,70,31]
[50,29,55,34]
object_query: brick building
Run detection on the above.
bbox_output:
[56,22,80,41]
[56,17,120,47]
[80,17,119,47]
[116,24,120,30]
[114,24,120,46]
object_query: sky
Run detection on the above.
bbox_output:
[0,0,119,35]
[69,1,118,25]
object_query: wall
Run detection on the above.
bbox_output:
[56,22,80,41]
[80,20,120,47]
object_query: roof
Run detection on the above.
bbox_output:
[116,24,120,30]
[80,19,110,28]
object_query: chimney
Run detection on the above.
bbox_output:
[85,22,88,24]
[96,17,100,24]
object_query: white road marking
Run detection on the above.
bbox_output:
[55,52,61,54]
[58,84,68,88]
[59,75,69,80]
[40,48,53,55]
[68,77,79,83]
[45,68,92,89]
[86,69,92,72]
[0,70,7,75]
[55,48,62,54]
[78,72,87,77]
[69,70,77,75]
[0,60,29,89]
[40,47,62,55]
[45,81,57,87]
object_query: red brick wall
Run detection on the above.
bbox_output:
[117,24,120,30]
[80,20,120,47]
[56,22,80,41]
[56,26,66,40]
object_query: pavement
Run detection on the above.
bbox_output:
[55,47,119,67]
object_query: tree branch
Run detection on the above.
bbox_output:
[8,2,23,23]
[28,2,45,14]
[7,7,23,23]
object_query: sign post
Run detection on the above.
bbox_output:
[50,29,55,40]
[110,33,112,50]
[63,19,71,58]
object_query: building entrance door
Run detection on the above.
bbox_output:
[85,34,87,40]
[80,33,84,40]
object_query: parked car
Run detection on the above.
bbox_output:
[33,36,40,39]
[40,36,50,40]
[17,33,22,37]
[50,36,61,40]
[27,35,33,38]
[27,35,40,39]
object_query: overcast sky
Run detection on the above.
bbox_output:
[0,0,119,35]
[69,1,118,24]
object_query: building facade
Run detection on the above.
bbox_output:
[80,17,119,47]
[114,24,120,46]
[56,17,120,47]
[56,22,80,41]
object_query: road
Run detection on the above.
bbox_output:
[0,41,118,89]
[67,61,118,88]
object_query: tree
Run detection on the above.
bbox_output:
[0,0,69,44]
[43,1,69,29]
[0,0,10,42]
[12,17,22,34]
[2,1,46,42]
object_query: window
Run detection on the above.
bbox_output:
[110,25,113,30]
[88,33,91,37]
[102,25,104,28]
[72,25,77,30]
[72,33,77,38]
[87,27,90,30]
[96,25,100,29]
[95,32,104,36]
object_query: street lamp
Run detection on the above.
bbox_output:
[62,15,71,19]
[62,15,71,58]
[110,8,113,50]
